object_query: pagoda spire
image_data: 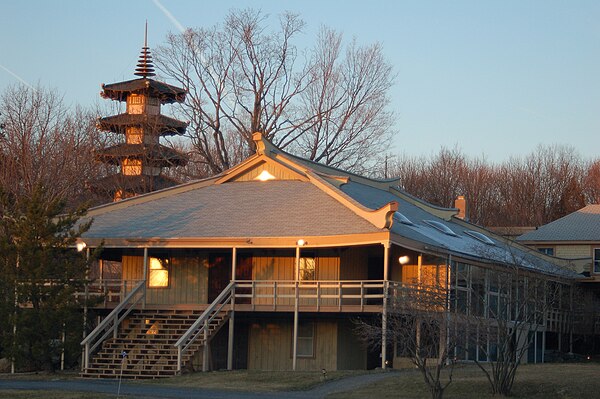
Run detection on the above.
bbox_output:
[134,21,156,77]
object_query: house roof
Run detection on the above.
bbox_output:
[517,205,600,242]
[81,133,578,279]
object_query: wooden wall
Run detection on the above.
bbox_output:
[336,319,367,369]
[122,253,209,305]
[247,318,338,371]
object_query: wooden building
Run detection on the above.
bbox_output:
[93,26,188,201]
[78,133,579,378]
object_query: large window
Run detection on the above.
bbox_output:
[594,248,600,273]
[149,257,169,288]
[299,256,316,281]
[297,321,315,357]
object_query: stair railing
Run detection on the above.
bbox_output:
[175,281,235,373]
[81,280,146,371]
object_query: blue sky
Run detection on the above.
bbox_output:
[1,0,598,163]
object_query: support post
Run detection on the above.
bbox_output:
[203,319,209,372]
[142,247,148,308]
[82,247,90,371]
[228,247,236,371]
[293,244,300,371]
[381,242,390,369]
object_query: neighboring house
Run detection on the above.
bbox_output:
[78,133,578,378]
[517,205,600,280]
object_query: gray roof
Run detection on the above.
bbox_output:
[340,180,578,278]
[517,204,600,242]
[83,180,380,239]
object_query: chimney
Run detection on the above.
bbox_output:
[454,195,468,220]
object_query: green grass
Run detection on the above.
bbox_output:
[0,390,122,399]
[145,369,376,391]
[327,363,600,399]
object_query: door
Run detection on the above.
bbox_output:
[208,253,232,302]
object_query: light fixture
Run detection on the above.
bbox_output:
[76,241,87,252]
[398,255,410,265]
[297,239,307,246]
[255,170,276,181]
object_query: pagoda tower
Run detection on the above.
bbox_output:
[95,25,188,201]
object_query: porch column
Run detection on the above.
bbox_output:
[82,247,90,371]
[142,247,148,308]
[228,247,237,370]
[293,243,301,371]
[381,241,390,369]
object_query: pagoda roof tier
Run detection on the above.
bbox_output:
[91,174,180,195]
[97,113,187,136]
[101,78,186,104]
[97,143,188,166]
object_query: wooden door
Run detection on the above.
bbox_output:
[208,253,232,302]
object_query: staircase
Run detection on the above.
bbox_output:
[81,309,230,379]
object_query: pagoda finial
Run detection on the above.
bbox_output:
[134,21,156,78]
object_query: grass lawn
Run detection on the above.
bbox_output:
[0,390,119,399]
[327,363,600,399]
[145,369,377,391]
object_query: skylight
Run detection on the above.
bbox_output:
[465,230,496,245]
[393,212,414,226]
[423,220,458,237]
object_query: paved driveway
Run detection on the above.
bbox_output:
[0,371,397,399]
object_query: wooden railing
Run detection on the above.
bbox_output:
[80,280,146,371]
[86,279,144,305]
[234,280,387,310]
[174,281,235,373]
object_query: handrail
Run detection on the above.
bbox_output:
[80,280,146,371]
[175,281,235,372]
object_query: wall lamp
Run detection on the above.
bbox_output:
[398,255,410,265]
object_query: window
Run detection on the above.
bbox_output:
[465,230,495,245]
[297,322,315,357]
[594,248,600,273]
[423,220,458,237]
[122,159,142,175]
[538,247,554,256]
[149,257,169,288]
[299,256,316,281]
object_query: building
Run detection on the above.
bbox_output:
[517,204,600,279]
[77,132,579,378]
[93,26,188,201]
[518,205,600,352]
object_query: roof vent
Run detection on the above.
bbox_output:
[465,230,495,245]
[393,212,414,226]
[423,220,458,237]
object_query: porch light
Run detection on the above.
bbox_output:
[76,241,87,252]
[297,239,307,246]
[398,255,410,265]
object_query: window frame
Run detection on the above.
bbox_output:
[298,254,316,281]
[594,248,600,274]
[295,321,316,358]
[148,256,170,288]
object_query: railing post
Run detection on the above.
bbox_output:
[316,281,320,311]
[360,281,364,311]
[177,346,182,374]
[273,281,277,311]
[338,281,342,311]
[252,281,256,311]
[203,318,209,372]
[382,242,390,369]
[142,248,148,308]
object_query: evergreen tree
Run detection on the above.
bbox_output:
[0,185,91,371]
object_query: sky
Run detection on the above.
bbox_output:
[0,0,598,163]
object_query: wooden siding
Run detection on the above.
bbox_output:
[122,254,209,305]
[231,160,299,182]
[247,319,338,371]
[336,319,367,369]
[555,244,592,259]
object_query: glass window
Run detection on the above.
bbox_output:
[299,256,316,281]
[297,322,315,357]
[538,247,554,256]
[594,248,600,273]
[149,257,169,288]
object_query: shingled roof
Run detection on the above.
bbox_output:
[517,205,600,242]
[81,133,579,279]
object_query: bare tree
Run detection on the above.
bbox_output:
[356,284,460,399]
[0,84,103,209]
[154,9,395,175]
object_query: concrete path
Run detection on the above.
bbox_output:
[0,371,397,399]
